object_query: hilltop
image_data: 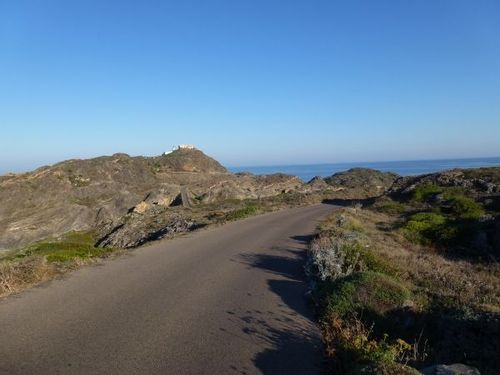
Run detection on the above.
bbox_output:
[159,147,228,173]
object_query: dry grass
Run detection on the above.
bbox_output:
[0,253,121,299]
[341,207,500,309]
[0,256,56,297]
[312,206,500,374]
[0,232,123,299]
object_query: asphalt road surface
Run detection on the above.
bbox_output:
[0,203,334,375]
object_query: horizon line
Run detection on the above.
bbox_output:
[228,155,500,169]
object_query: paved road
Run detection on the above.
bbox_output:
[0,204,334,375]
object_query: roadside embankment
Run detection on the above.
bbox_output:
[307,205,497,374]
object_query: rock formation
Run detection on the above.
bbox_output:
[0,149,306,250]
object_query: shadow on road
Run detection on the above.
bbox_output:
[321,197,375,206]
[229,235,323,374]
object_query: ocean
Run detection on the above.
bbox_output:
[229,157,500,182]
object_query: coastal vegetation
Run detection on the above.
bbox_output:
[307,167,500,374]
[0,231,117,296]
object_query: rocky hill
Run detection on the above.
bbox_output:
[0,149,303,250]
[324,168,399,198]
[159,148,227,173]
[0,148,414,252]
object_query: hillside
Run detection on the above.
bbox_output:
[0,149,302,250]
[0,159,405,252]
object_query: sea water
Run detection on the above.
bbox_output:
[229,157,500,182]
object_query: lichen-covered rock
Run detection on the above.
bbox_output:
[390,168,500,197]
[324,168,399,198]
[352,362,421,375]
[421,363,481,375]
[96,211,196,248]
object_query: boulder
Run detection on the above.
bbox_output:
[421,364,481,375]
[133,201,151,214]
[353,363,420,375]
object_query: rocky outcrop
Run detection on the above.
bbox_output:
[193,173,305,203]
[355,362,481,375]
[96,209,197,248]
[390,168,500,197]
[324,168,399,198]
[421,364,481,375]
[354,363,421,374]
[306,176,332,191]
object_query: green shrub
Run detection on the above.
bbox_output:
[307,235,399,283]
[323,271,410,318]
[342,242,399,277]
[411,183,443,202]
[322,316,413,368]
[448,195,484,219]
[15,231,113,263]
[404,212,448,243]
[226,205,259,220]
[319,272,413,370]
[405,212,446,230]
[375,201,407,215]
[440,187,466,200]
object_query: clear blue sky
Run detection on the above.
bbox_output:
[1,0,499,172]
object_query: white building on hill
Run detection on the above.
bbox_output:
[163,144,196,155]
[178,144,195,150]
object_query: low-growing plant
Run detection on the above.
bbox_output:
[14,231,113,263]
[440,186,466,200]
[0,256,56,296]
[411,183,443,202]
[313,200,499,374]
[321,314,414,371]
[225,205,259,221]
[0,231,118,297]
[322,271,410,318]
[375,200,407,215]
[68,174,91,187]
[448,195,484,219]
[307,237,362,282]
[308,212,399,283]
[403,212,449,243]
[342,242,399,277]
